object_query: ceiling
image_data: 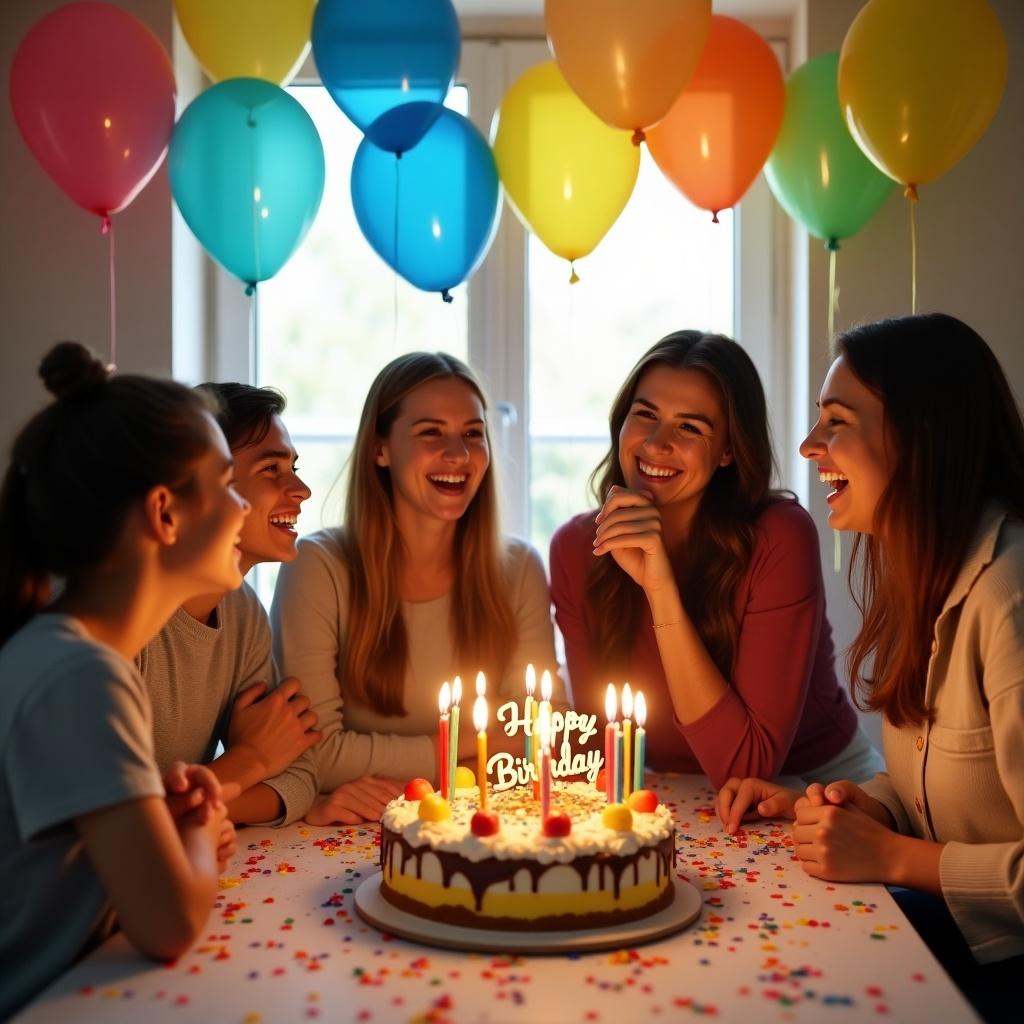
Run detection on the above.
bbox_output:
[453,1,798,18]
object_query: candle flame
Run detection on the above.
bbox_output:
[538,702,552,749]
[622,682,633,719]
[452,675,462,705]
[540,669,553,702]
[525,663,535,696]
[475,670,486,697]
[473,694,487,733]
[635,691,647,729]
[439,681,451,714]
[605,683,617,722]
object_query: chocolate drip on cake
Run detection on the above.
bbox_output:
[380,829,676,929]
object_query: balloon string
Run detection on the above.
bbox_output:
[249,284,259,381]
[568,260,579,285]
[905,184,919,314]
[248,110,262,290]
[393,157,401,345]
[827,242,838,342]
[834,529,842,575]
[101,215,117,369]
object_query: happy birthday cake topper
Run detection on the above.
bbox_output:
[487,701,603,790]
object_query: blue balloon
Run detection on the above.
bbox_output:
[169,79,324,289]
[312,0,460,154]
[351,105,500,298]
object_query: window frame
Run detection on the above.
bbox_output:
[195,34,794,538]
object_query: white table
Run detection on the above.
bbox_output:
[17,775,977,1022]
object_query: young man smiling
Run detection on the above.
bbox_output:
[138,383,319,825]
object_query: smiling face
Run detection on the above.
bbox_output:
[800,355,893,534]
[375,376,490,531]
[617,363,733,531]
[168,413,251,594]
[230,415,311,573]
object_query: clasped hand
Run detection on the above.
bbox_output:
[716,776,897,883]
[162,761,235,872]
[593,485,675,593]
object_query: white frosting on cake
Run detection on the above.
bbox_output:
[381,781,673,864]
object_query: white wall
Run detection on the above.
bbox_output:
[1,0,176,453]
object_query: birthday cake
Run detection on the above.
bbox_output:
[378,781,675,931]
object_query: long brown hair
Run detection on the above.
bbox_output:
[340,352,517,716]
[588,330,781,677]
[839,314,1024,727]
[0,342,215,646]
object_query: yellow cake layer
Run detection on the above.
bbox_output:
[384,868,669,919]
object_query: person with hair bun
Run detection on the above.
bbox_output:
[550,330,880,800]
[272,352,565,825]
[0,342,250,1018]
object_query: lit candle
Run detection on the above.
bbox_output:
[475,670,486,698]
[538,701,552,823]
[621,683,633,801]
[473,694,489,811]
[448,676,462,801]
[633,692,647,792]
[615,715,624,803]
[604,684,617,804]
[438,681,451,799]
[524,664,536,767]
[535,669,553,801]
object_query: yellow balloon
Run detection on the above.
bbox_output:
[545,0,711,138]
[174,0,316,86]
[838,0,1007,187]
[491,62,640,265]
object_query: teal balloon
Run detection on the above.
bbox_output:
[351,105,500,298]
[170,79,325,288]
[764,53,893,245]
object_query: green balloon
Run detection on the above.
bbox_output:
[765,53,893,245]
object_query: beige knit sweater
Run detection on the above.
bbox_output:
[862,506,1024,964]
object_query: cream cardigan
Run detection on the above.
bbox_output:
[862,505,1024,964]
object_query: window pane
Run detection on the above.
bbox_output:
[258,86,470,425]
[529,149,734,556]
[254,86,469,605]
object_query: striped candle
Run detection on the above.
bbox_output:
[448,676,462,798]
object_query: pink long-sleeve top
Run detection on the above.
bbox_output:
[550,499,858,787]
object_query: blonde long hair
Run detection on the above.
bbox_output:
[341,352,517,716]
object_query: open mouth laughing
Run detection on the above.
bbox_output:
[428,473,469,496]
[818,469,849,504]
[269,511,299,535]
[636,458,681,483]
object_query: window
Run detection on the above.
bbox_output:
[200,38,787,601]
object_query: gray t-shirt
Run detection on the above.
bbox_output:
[137,581,313,825]
[0,614,164,1019]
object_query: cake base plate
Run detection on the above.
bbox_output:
[354,873,702,954]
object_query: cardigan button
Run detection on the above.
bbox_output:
[915,796,924,814]
[916,736,924,751]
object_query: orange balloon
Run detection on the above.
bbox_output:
[545,0,711,140]
[646,16,784,219]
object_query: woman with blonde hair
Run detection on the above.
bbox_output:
[272,352,562,824]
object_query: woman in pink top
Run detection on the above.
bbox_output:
[550,330,880,789]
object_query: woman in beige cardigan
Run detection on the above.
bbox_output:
[793,314,1023,1019]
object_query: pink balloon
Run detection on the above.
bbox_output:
[10,2,176,219]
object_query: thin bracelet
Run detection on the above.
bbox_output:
[652,620,682,630]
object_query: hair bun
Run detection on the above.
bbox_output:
[39,342,110,400]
